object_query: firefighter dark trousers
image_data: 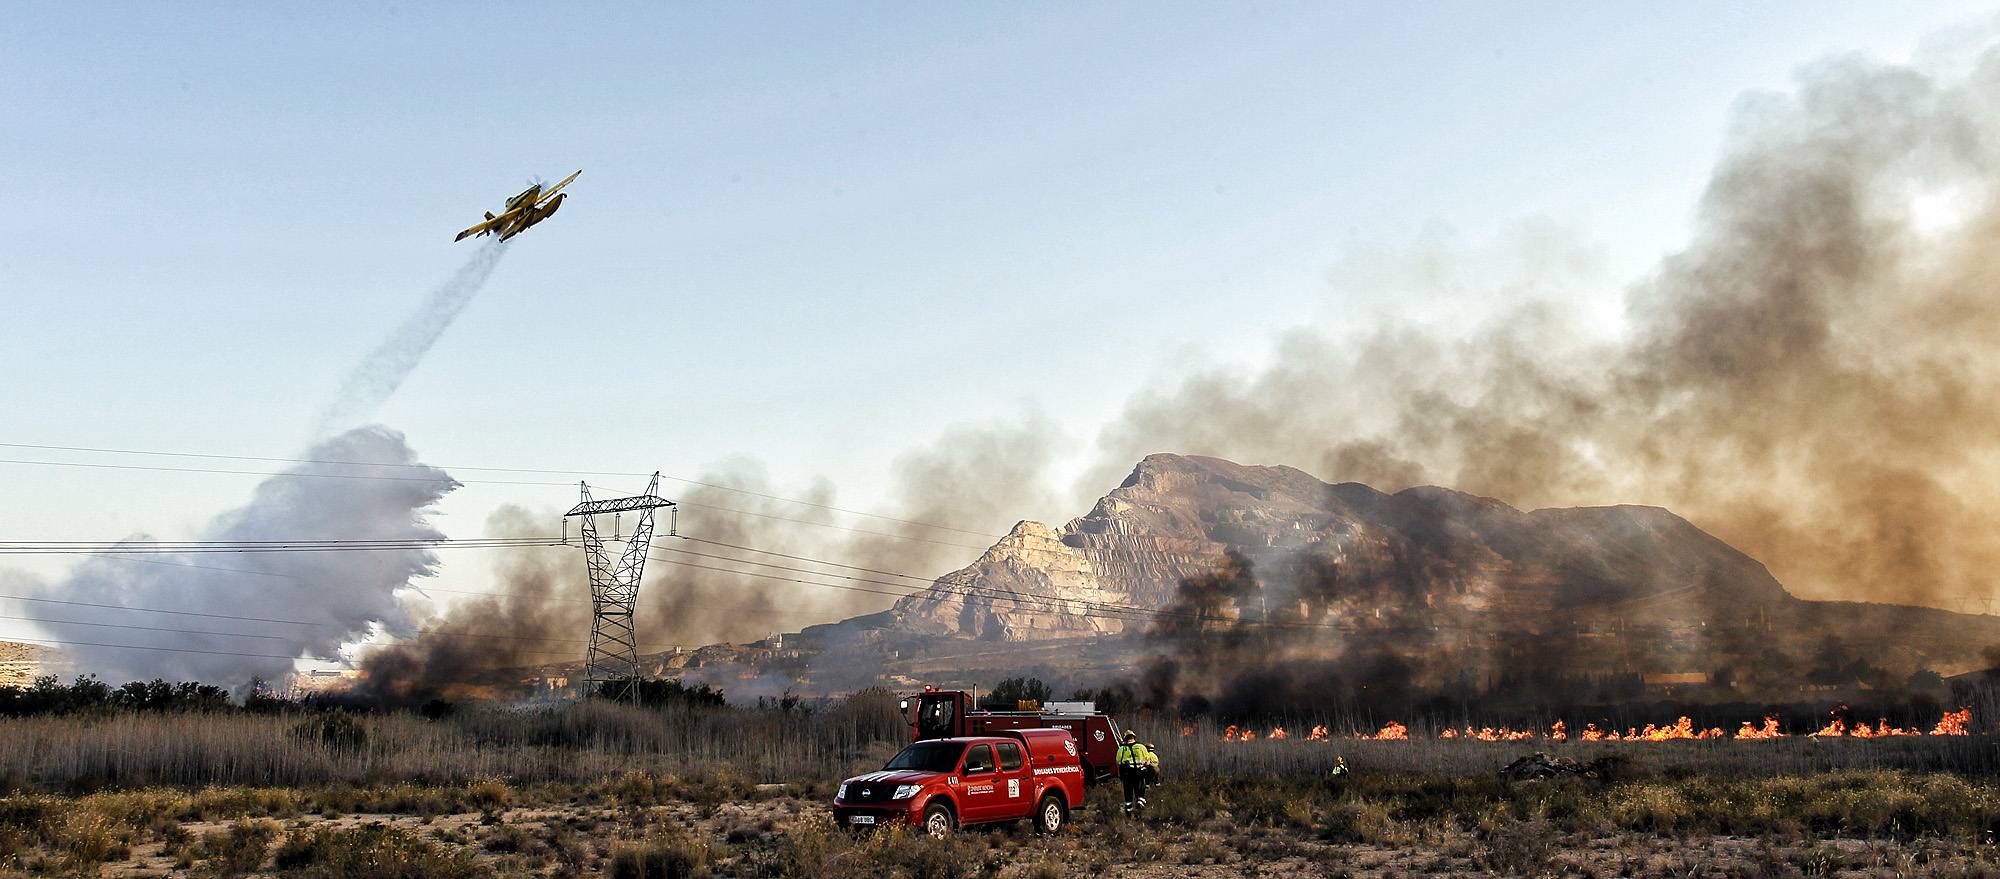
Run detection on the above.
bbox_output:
[1120,770,1148,813]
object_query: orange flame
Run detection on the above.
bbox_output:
[1361,720,1408,740]
[1202,707,1969,743]
[1734,717,1785,739]
[1931,708,1971,736]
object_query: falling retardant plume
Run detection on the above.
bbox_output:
[312,239,507,436]
[16,427,457,687]
[353,505,585,707]
[1091,47,2000,610]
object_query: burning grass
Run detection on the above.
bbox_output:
[2,695,1999,875]
[0,699,1996,797]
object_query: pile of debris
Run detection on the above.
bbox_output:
[1498,752,1610,783]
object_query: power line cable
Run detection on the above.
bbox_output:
[0,592,320,626]
[0,613,293,642]
[647,537,1339,630]
[0,537,565,555]
[0,440,1003,537]
[0,635,344,663]
[0,453,992,549]
[679,537,943,581]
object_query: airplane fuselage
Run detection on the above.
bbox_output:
[506,184,545,211]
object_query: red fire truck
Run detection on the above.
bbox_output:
[903,687,1125,785]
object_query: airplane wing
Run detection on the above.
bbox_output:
[453,206,524,242]
[532,170,582,206]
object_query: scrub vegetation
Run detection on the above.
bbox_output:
[5,769,2000,877]
[3,687,2000,876]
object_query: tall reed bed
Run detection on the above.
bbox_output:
[0,695,906,791]
[1,695,1993,792]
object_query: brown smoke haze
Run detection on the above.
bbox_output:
[354,506,585,706]
[1094,50,2000,610]
[654,414,1063,645]
[346,418,1060,699]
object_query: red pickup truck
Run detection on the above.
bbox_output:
[832,728,1087,837]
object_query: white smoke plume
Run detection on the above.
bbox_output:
[312,240,507,436]
[14,427,457,685]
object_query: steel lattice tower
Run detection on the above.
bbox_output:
[565,473,675,703]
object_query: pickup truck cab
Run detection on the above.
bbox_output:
[833,728,1086,838]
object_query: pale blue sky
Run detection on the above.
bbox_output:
[2,2,1990,597]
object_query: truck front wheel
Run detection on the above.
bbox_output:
[922,802,955,839]
[1034,793,1067,834]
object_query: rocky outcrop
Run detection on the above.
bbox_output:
[890,454,1792,641]
[0,641,56,688]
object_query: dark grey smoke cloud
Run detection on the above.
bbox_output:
[313,240,507,436]
[1090,48,2000,610]
[16,427,456,685]
[354,504,583,706]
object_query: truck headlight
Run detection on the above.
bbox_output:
[837,783,849,800]
[892,784,921,800]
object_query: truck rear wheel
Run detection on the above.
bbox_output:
[922,802,955,839]
[1034,793,1067,834]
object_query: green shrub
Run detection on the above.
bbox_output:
[1478,819,1556,875]
[272,824,479,879]
[860,827,979,879]
[196,817,279,877]
[1318,798,1401,845]
[1606,783,1693,832]
[607,829,710,879]
[1178,832,1229,865]
[184,786,301,820]
[1226,779,1315,828]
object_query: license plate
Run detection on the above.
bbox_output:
[848,815,876,825]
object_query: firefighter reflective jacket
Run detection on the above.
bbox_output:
[1116,742,1157,767]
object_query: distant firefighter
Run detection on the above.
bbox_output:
[455,170,580,242]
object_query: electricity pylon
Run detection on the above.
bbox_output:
[565,473,674,703]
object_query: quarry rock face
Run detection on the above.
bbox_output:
[889,453,1791,641]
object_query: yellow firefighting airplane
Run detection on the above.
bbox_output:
[453,170,581,242]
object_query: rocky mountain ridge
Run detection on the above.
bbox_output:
[890,453,1790,642]
[745,453,2000,704]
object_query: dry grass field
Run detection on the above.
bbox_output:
[4,701,2000,877]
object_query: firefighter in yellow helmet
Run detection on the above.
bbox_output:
[1116,729,1159,815]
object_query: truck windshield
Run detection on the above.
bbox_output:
[883,742,965,773]
[916,696,956,738]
